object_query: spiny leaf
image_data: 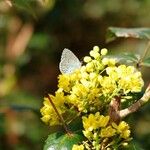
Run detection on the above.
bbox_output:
[106,53,139,65]
[106,27,150,42]
[44,132,84,150]
[118,53,139,63]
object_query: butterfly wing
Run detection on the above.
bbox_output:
[59,48,81,74]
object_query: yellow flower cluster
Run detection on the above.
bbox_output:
[112,121,131,139]
[82,112,110,132]
[40,46,144,149]
[105,65,144,94]
[73,112,131,149]
[82,112,130,139]
[58,46,143,113]
[40,46,144,125]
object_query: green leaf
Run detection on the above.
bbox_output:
[44,132,84,150]
[141,57,150,67]
[118,53,139,64]
[106,53,139,65]
[106,27,150,42]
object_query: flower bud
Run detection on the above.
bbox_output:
[101,48,108,56]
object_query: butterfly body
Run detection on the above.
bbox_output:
[59,48,81,74]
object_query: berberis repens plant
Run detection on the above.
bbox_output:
[40,37,150,149]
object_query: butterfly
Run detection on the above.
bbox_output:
[59,48,81,74]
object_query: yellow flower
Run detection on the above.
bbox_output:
[117,121,130,139]
[72,144,84,150]
[58,74,71,92]
[82,114,98,131]
[112,121,131,139]
[86,62,94,72]
[80,79,91,88]
[118,121,129,131]
[129,72,144,92]
[41,114,50,123]
[121,130,131,139]
[106,66,118,80]
[40,90,66,126]
[50,89,65,107]
[102,58,109,65]
[101,48,108,56]
[117,65,144,93]
[82,113,110,132]
[100,126,116,137]
[72,84,89,97]
[80,66,86,72]
[40,97,60,126]
[82,130,93,139]
[90,50,100,59]
[81,72,89,80]
[95,114,110,127]
[108,58,116,66]
[83,56,92,63]
[89,72,97,80]
[93,46,100,52]
[100,76,117,96]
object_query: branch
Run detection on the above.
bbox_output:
[119,83,150,118]
[47,95,72,135]
[108,96,121,124]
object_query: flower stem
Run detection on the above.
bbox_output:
[47,95,72,135]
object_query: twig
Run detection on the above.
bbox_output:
[47,95,72,135]
[119,83,150,118]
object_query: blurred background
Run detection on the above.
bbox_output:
[0,0,150,149]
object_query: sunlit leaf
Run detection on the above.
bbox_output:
[44,132,84,150]
[106,27,150,42]
[106,53,139,65]
[118,53,139,64]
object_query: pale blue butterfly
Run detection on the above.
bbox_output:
[59,48,81,74]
